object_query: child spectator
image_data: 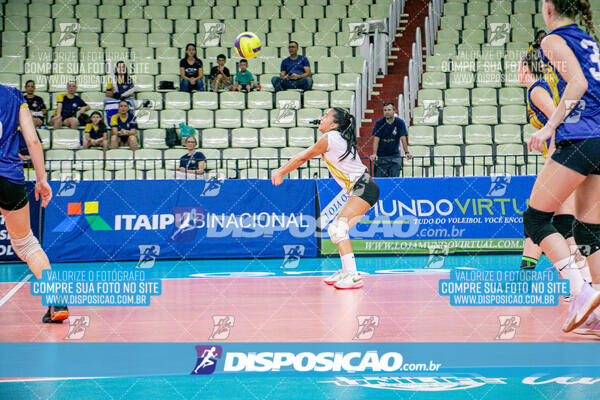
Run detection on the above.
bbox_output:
[110,100,138,152]
[232,59,257,92]
[51,81,90,129]
[180,43,204,92]
[83,111,108,152]
[23,80,47,127]
[209,54,232,92]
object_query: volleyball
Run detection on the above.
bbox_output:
[234,32,262,59]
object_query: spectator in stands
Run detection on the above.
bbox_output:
[83,111,108,153]
[209,54,232,92]
[180,43,204,92]
[23,80,46,127]
[51,81,89,130]
[106,61,136,108]
[110,100,138,152]
[178,136,206,175]
[369,103,411,177]
[272,41,313,92]
[232,59,257,92]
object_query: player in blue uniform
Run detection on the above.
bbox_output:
[524,0,600,332]
[0,84,69,323]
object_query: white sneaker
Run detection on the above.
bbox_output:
[324,270,344,285]
[573,314,600,336]
[333,273,364,290]
[562,283,600,332]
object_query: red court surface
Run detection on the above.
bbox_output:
[1,274,597,343]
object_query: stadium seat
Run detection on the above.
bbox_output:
[260,128,287,148]
[164,148,187,170]
[145,169,169,180]
[465,144,493,165]
[465,125,493,144]
[81,91,105,109]
[494,125,522,143]
[449,72,474,88]
[304,91,329,109]
[142,129,168,149]
[202,128,229,149]
[406,145,431,167]
[45,149,75,171]
[497,144,526,165]
[413,106,440,126]
[463,15,485,30]
[422,72,446,89]
[472,88,497,106]
[134,75,155,92]
[443,106,469,125]
[436,125,464,144]
[75,149,104,171]
[434,145,462,166]
[223,148,250,169]
[250,147,279,169]
[337,73,360,91]
[418,89,443,107]
[193,92,219,109]
[105,149,134,170]
[297,108,323,127]
[187,109,214,129]
[499,87,525,105]
[52,129,81,149]
[135,149,163,171]
[472,106,499,125]
[316,58,342,74]
[137,92,163,110]
[232,128,259,148]
[114,169,145,180]
[136,110,159,129]
[408,126,435,146]
[164,92,191,110]
[248,92,274,109]
[429,165,457,177]
[242,109,269,128]
[501,105,527,124]
[444,88,470,106]
[37,129,51,150]
[220,92,246,109]
[160,109,186,128]
[330,90,353,108]
[288,127,315,147]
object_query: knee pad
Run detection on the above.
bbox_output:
[327,220,349,244]
[11,230,42,262]
[573,219,600,257]
[523,206,556,245]
[552,214,575,239]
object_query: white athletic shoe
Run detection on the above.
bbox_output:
[572,314,600,336]
[562,283,600,332]
[324,270,344,285]
[333,273,364,290]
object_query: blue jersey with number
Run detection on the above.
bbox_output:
[0,85,27,184]
[539,24,600,142]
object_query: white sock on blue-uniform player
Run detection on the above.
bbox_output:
[555,256,586,296]
[341,253,357,276]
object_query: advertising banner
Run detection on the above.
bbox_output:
[42,178,317,262]
[0,181,40,262]
[318,175,534,255]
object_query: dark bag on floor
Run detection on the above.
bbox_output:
[165,127,179,148]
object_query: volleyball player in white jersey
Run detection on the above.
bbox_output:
[272,108,380,289]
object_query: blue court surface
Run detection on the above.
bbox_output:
[2,254,599,400]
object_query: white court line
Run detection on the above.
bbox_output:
[0,274,32,308]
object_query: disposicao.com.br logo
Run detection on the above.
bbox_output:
[53,201,112,232]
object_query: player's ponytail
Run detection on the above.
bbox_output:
[579,0,599,42]
[332,107,357,161]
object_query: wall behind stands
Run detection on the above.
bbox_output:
[38,176,534,263]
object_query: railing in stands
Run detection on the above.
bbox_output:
[36,154,544,180]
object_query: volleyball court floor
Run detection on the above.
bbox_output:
[1,254,599,399]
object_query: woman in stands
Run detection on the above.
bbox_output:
[107,61,136,108]
[272,108,379,290]
[525,0,600,332]
[0,84,68,323]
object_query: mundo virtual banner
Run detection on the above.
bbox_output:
[318,175,534,255]
[42,178,317,262]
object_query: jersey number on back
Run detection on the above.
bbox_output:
[581,39,600,81]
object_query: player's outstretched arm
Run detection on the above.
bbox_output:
[272,136,328,185]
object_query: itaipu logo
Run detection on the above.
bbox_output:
[52,202,112,232]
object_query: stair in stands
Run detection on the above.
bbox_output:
[358,0,430,159]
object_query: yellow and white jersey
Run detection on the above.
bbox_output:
[320,130,366,193]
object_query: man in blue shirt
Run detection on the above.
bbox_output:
[271,41,313,92]
[369,103,411,177]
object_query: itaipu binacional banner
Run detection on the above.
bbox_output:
[318,175,533,255]
[42,178,318,262]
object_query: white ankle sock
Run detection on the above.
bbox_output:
[555,256,585,296]
[580,262,593,283]
[341,253,357,275]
